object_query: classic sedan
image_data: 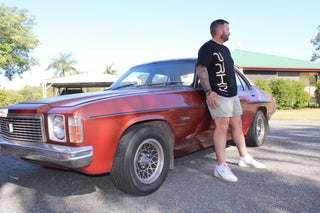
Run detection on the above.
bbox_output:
[0,58,276,195]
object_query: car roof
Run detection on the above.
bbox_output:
[130,58,197,69]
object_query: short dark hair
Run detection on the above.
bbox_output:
[210,19,229,36]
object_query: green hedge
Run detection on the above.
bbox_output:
[315,81,320,105]
[254,78,311,109]
[253,78,272,94]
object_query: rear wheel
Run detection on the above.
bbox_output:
[111,125,170,196]
[245,111,268,147]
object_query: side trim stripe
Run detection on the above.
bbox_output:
[87,105,205,119]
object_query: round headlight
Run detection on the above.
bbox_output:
[53,115,65,140]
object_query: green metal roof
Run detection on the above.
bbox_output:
[231,49,320,69]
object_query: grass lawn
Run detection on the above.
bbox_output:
[271,108,320,121]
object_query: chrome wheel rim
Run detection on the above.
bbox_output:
[256,115,265,141]
[134,138,164,184]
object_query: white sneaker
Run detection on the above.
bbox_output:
[238,155,266,168]
[214,163,238,182]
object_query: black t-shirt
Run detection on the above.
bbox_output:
[197,40,237,97]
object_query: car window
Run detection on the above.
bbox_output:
[236,73,249,91]
[181,73,194,86]
[122,72,146,85]
[152,74,170,83]
[236,74,244,91]
[109,60,195,89]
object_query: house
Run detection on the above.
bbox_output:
[42,73,119,97]
[231,50,320,96]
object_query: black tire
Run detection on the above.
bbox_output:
[110,125,170,196]
[245,110,268,147]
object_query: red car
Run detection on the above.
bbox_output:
[0,59,276,195]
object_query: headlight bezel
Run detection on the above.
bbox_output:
[48,114,66,142]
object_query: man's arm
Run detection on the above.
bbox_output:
[196,64,211,92]
[196,64,218,109]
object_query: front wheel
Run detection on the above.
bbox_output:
[245,110,268,147]
[111,125,170,196]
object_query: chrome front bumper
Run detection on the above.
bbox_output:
[0,138,93,168]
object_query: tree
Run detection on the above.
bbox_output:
[46,52,78,77]
[17,85,42,100]
[0,89,23,106]
[104,63,118,75]
[0,4,39,80]
[311,25,320,62]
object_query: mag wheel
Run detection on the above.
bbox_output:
[134,138,165,184]
[111,125,170,196]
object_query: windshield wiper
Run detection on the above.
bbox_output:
[112,82,137,90]
[111,81,184,90]
[136,81,184,87]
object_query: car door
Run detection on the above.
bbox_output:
[235,70,257,132]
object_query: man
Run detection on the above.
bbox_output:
[196,19,265,183]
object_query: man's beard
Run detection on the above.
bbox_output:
[221,33,229,42]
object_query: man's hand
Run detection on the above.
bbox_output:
[207,92,219,109]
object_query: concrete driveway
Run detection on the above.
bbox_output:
[0,120,319,213]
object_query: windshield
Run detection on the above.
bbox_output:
[109,60,196,90]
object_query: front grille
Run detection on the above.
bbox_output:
[0,114,46,142]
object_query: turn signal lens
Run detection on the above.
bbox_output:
[68,116,83,143]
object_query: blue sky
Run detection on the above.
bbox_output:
[1,0,320,90]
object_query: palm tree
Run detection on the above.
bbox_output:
[104,63,118,75]
[46,52,78,77]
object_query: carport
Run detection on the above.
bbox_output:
[42,73,119,97]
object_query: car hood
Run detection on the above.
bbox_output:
[19,88,181,107]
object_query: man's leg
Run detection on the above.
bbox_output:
[213,116,239,182]
[230,116,266,168]
[213,117,230,165]
[229,116,248,157]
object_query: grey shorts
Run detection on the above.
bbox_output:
[207,95,243,120]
